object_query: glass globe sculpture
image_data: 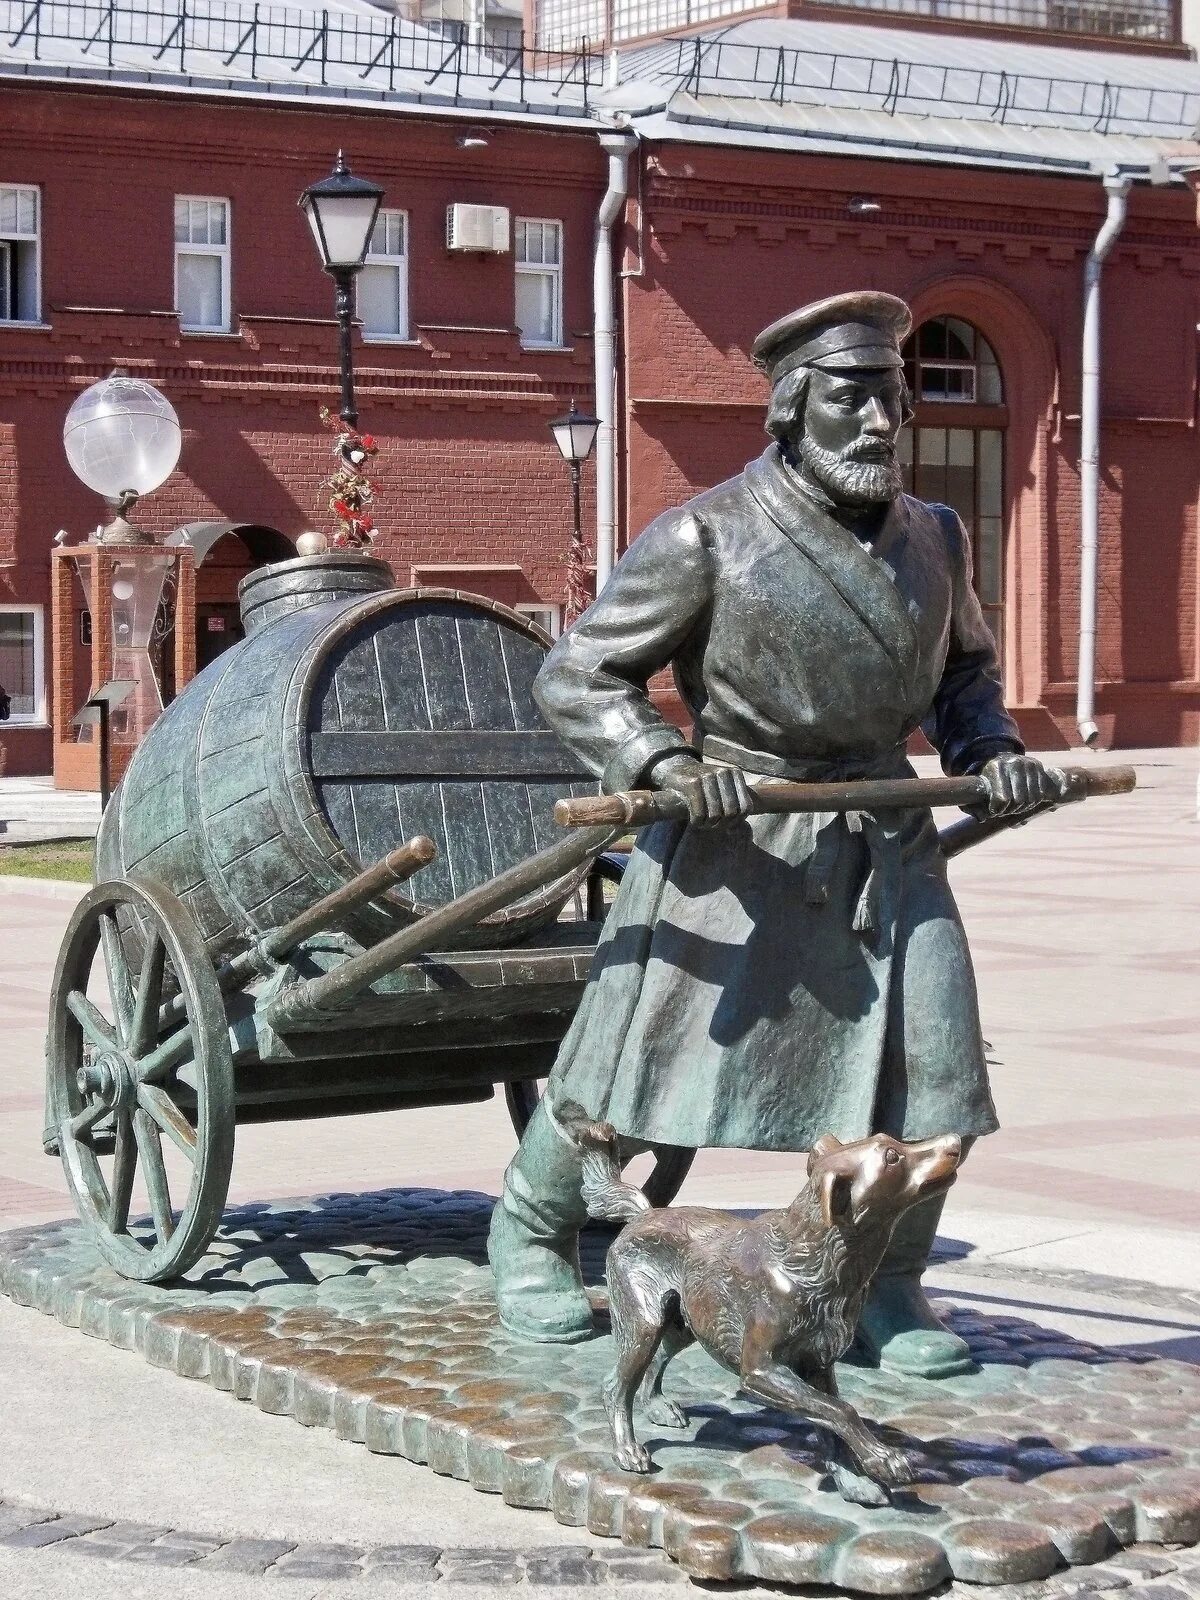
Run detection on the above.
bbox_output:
[63,375,181,502]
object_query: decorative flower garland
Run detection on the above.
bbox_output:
[319,406,379,549]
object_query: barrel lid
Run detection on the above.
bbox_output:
[240,553,393,634]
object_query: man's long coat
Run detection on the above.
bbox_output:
[535,445,1022,1152]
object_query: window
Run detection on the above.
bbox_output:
[899,316,1006,670]
[0,184,40,324]
[905,316,1002,405]
[174,196,230,332]
[515,218,563,348]
[515,602,562,639]
[0,605,45,723]
[358,209,409,341]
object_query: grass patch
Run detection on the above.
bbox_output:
[0,840,94,882]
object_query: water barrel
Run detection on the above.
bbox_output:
[96,553,597,962]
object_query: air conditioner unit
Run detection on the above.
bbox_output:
[446,203,510,253]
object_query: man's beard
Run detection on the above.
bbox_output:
[797,436,903,508]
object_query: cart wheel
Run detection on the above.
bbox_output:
[48,879,234,1283]
[504,1079,695,1208]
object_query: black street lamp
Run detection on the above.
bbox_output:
[549,401,601,622]
[299,151,385,430]
[550,402,600,539]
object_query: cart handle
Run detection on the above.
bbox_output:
[553,764,1136,830]
[156,835,438,1033]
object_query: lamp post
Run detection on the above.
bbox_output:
[299,151,385,430]
[57,372,187,788]
[549,401,600,623]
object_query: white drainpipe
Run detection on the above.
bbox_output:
[1077,171,1131,746]
[594,130,636,593]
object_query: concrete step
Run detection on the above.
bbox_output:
[0,778,102,842]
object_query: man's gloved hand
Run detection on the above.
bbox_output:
[650,754,754,826]
[977,754,1070,820]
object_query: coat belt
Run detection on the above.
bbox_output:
[700,735,908,939]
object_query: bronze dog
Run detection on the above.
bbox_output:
[564,1108,962,1506]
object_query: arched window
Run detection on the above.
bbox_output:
[897,317,1006,667]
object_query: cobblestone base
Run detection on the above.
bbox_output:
[3,1190,1199,1594]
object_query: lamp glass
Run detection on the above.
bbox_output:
[550,410,600,465]
[300,188,382,271]
[63,376,181,500]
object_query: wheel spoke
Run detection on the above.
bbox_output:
[68,1098,112,1141]
[137,1025,195,1084]
[108,1110,136,1233]
[130,934,167,1058]
[136,1082,197,1158]
[66,990,117,1052]
[99,910,134,1043]
[133,1109,175,1243]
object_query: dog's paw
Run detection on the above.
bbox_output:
[877,1446,916,1487]
[862,1443,915,1489]
[643,1397,687,1429]
[831,1462,890,1508]
[614,1442,653,1474]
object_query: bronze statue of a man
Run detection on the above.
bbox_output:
[489,291,1065,1378]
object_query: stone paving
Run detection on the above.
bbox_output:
[5,1497,1200,1594]
[3,1189,1199,1594]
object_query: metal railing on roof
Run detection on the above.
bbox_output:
[536,0,1180,51]
[817,0,1176,43]
[670,34,1200,132]
[2,0,605,100]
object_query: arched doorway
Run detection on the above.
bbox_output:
[161,522,295,697]
[898,316,1007,667]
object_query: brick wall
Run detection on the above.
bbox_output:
[0,83,606,775]
[1,80,1198,778]
[620,143,1200,749]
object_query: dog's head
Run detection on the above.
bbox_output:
[802,1132,962,1232]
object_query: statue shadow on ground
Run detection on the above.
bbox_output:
[176,1188,1197,1372]
[143,1185,1180,1508]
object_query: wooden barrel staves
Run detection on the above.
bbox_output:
[96,554,598,963]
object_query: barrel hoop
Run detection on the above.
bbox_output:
[309,730,595,782]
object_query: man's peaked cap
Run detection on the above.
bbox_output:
[753,292,913,382]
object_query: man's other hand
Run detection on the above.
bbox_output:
[651,755,755,825]
[979,754,1069,819]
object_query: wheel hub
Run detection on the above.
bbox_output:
[78,1050,137,1110]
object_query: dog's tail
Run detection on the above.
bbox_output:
[555,1100,653,1223]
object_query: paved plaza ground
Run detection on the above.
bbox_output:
[0,746,1197,1598]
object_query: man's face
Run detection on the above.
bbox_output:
[789,366,906,508]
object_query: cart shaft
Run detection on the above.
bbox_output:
[263,824,619,1030]
[157,835,437,1033]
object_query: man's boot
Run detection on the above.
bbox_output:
[488,1098,594,1343]
[854,1190,975,1379]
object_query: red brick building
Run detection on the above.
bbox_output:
[1,0,1198,777]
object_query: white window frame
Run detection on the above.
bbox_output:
[174,195,231,333]
[0,603,46,726]
[515,602,562,639]
[358,207,410,343]
[515,217,564,349]
[0,183,42,326]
